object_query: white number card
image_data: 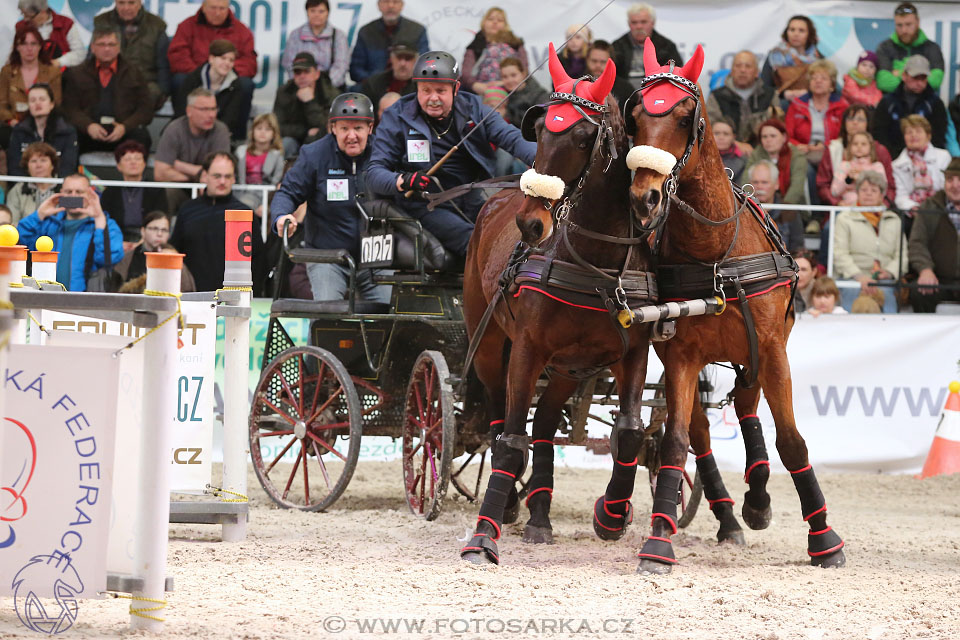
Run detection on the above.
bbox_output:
[407,139,430,163]
[326,179,348,201]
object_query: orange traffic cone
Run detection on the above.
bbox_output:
[920,381,960,478]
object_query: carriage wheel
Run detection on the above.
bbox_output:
[249,346,362,511]
[402,351,455,520]
[450,448,488,501]
[646,372,706,528]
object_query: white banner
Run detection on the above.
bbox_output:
[0,1,956,110]
[0,344,120,601]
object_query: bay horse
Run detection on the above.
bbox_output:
[620,41,846,573]
[459,45,658,564]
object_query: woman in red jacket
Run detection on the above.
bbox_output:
[785,59,849,205]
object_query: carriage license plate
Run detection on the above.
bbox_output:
[360,233,394,267]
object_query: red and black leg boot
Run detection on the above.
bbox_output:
[522,439,555,544]
[790,464,845,568]
[740,415,772,530]
[696,450,745,545]
[461,433,528,565]
[637,465,682,574]
[593,417,641,541]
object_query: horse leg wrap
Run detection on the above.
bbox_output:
[592,456,637,541]
[696,451,744,544]
[740,415,771,510]
[637,466,682,565]
[495,433,528,523]
[790,465,845,563]
[461,465,518,564]
[525,440,555,509]
[609,413,643,462]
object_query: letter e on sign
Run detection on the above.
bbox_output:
[224,210,253,262]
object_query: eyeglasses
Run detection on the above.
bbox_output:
[145,226,169,233]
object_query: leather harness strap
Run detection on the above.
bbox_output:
[424,174,523,211]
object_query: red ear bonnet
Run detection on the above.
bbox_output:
[639,41,705,115]
[544,42,616,133]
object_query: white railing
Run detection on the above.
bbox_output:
[6,175,277,241]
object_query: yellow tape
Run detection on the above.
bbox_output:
[214,286,252,302]
[206,483,248,503]
[35,279,67,291]
[105,592,167,622]
[114,290,182,354]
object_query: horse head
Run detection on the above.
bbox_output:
[624,40,705,225]
[515,42,626,247]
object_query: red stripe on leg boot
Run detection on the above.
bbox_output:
[744,459,770,483]
[789,464,812,474]
[803,504,827,521]
[523,487,552,507]
[695,449,713,460]
[477,515,502,541]
[491,468,516,478]
[650,512,678,535]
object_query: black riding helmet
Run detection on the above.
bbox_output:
[412,51,460,83]
[329,92,375,122]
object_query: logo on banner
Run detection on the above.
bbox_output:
[2,418,37,550]
[13,553,83,635]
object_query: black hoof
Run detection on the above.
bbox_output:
[592,497,633,542]
[522,524,554,544]
[718,528,746,545]
[503,489,520,525]
[811,548,846,568]
[741,501,772,530]
[637,558,673,575]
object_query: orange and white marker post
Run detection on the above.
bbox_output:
[0,245,28,343]
[0,254,11,490]
[920,381,960,479]
[222,210,252,542]
[131,252,184,632]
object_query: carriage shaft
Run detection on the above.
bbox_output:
[617,297,724,328]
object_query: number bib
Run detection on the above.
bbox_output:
[407,139,430,163]
[326,179,348,201]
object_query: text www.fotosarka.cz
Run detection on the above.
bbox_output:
[321,616,636,634]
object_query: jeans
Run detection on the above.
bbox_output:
[305,261,392,304]
[839,281,898,313]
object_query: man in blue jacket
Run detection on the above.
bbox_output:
[272,92,390,303]
[19,174,124,291]
[365,51,536,257]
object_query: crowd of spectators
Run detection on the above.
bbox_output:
[0,0,956,316]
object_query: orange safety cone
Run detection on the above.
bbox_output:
[920,381,960,478]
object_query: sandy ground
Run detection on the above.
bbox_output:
[2,461,960,640]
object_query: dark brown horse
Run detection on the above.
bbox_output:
[459,46,658,564]
[620,41,845,573]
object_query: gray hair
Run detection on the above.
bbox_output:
[17,0,47,14]
[855,170,888,194]
[627,3,656,21]
[187,87,215,105]
[749,159,779,186]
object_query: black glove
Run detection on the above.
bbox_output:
[400,171,439,193]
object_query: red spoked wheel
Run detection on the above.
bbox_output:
[402,350,455,520]
[250,346,362,511]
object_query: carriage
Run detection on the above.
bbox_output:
[247,193,712,525]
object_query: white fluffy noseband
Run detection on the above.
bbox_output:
[520,169,565,200]
[626,145,677,174]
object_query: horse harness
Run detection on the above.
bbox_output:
[627,66,798,388]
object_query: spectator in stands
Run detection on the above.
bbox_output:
[275,52,338,159]
[359,44,416,112]
[377,92,401,121]
[817,104,895,206]
[558,24,591,79]
[16,0,85,68]
[154,88,230,183]
[746,119,807,205]
[173,40,250,142]
[804,277,847,316]
[0,24,61,149]
[612,3,682,89]
[281,0,348,89]
[100,140,167,247]
[587,40,634,108]
[501,57,547,126]
[271,93,391,303]
[18,172,124,291]
[0,206,12,226]
[842,51,881,108]
[94,0,170,110]
[461,8,528,95]
[6,141,58,223]
[892,114,951,216]
[62,26,153,155]
[833,171,906,313]
[748,159,804,253]
[761,15,821,103]
[349,0,428,85]
[793,248,818,313]
[167,0,256,130]
[171,151,259,292]
[830,132,887,207]
[367,51,535,257]
[116,210,194,288]
[907,157,960,312]
[706,51,775,146]
[872,55,947,159]
[236,113,284,212]
[876,3,944,94]
[7,83,76,177]
[713,117,746,183]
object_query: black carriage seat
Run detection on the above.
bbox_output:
[359,196,458,273]
[271,248,391,316]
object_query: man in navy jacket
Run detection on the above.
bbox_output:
[365,51,536,257]
[271,93,390,303]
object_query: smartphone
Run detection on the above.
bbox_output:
[59,196,84,210]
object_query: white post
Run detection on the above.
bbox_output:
[221,210,252,542]
[826,208,837,278]
[29,250,58,344]
[0,255,11,496]
[131,252,183,632]
[0,246,28,344]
